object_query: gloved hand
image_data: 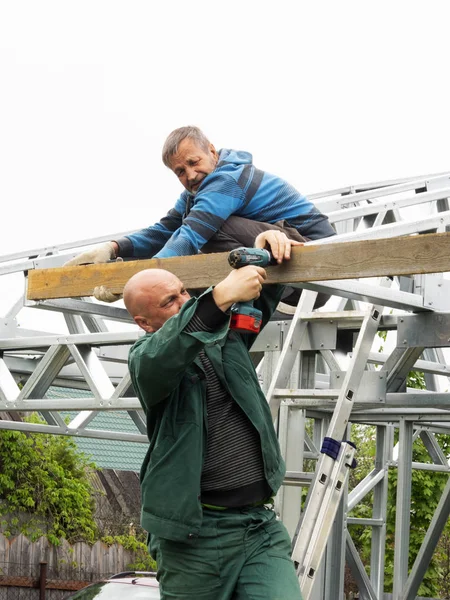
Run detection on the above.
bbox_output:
[93,256,124,303]
[93,285,123,303]
[64,242,116,266]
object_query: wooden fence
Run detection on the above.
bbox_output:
[0,532,139,581]
[0,533,147,600]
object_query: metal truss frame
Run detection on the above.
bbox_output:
[2,172,450,599]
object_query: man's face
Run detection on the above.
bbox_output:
[135,274,191,333]
[170,138,219,194]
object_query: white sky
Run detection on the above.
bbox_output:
[1,0,450,394]
[1,0,450,259]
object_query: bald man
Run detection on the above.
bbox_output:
[124,230,303,600]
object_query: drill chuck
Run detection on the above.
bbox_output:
[228,247,273,269]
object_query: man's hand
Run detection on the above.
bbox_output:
[93,286,123,303]
[65,243,123,302]
[93,256,124,302]
[254,230,303,264]
[64,242,118,266]
[213,266,266,312]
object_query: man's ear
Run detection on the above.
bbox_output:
[134,316,154,333]
[209,144,219,161]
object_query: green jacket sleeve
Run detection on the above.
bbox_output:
[128,293,230,409]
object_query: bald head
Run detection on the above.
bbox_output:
[123,269,174,317]
[123,269,190,333]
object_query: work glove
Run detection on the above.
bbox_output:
[65,244,123,303]
[93,285,123,303]
[94,256,124,302]
[64,242,116,266]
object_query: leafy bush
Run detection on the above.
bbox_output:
[0,413,98,544]
[101,535,156,571]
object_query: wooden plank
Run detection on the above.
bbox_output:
[27,232,450,300]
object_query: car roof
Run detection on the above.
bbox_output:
[106,572,158,588]
[108,577,158,588]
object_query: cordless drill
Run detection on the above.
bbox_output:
[228,247,276,333]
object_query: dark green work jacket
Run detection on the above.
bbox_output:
[128,286,286,543]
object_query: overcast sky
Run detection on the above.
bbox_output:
[1,0,450,260]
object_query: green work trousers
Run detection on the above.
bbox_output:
[149,506,303,600]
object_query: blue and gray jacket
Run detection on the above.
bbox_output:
[116,149,335,258]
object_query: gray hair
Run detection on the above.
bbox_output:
[162,126,211,168]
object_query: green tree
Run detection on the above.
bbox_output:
[0,413,98,545]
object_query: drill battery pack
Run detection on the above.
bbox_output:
[230,312,262,333]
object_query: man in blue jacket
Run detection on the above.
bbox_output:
[67,126,334,305]
[123,229,303,600]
